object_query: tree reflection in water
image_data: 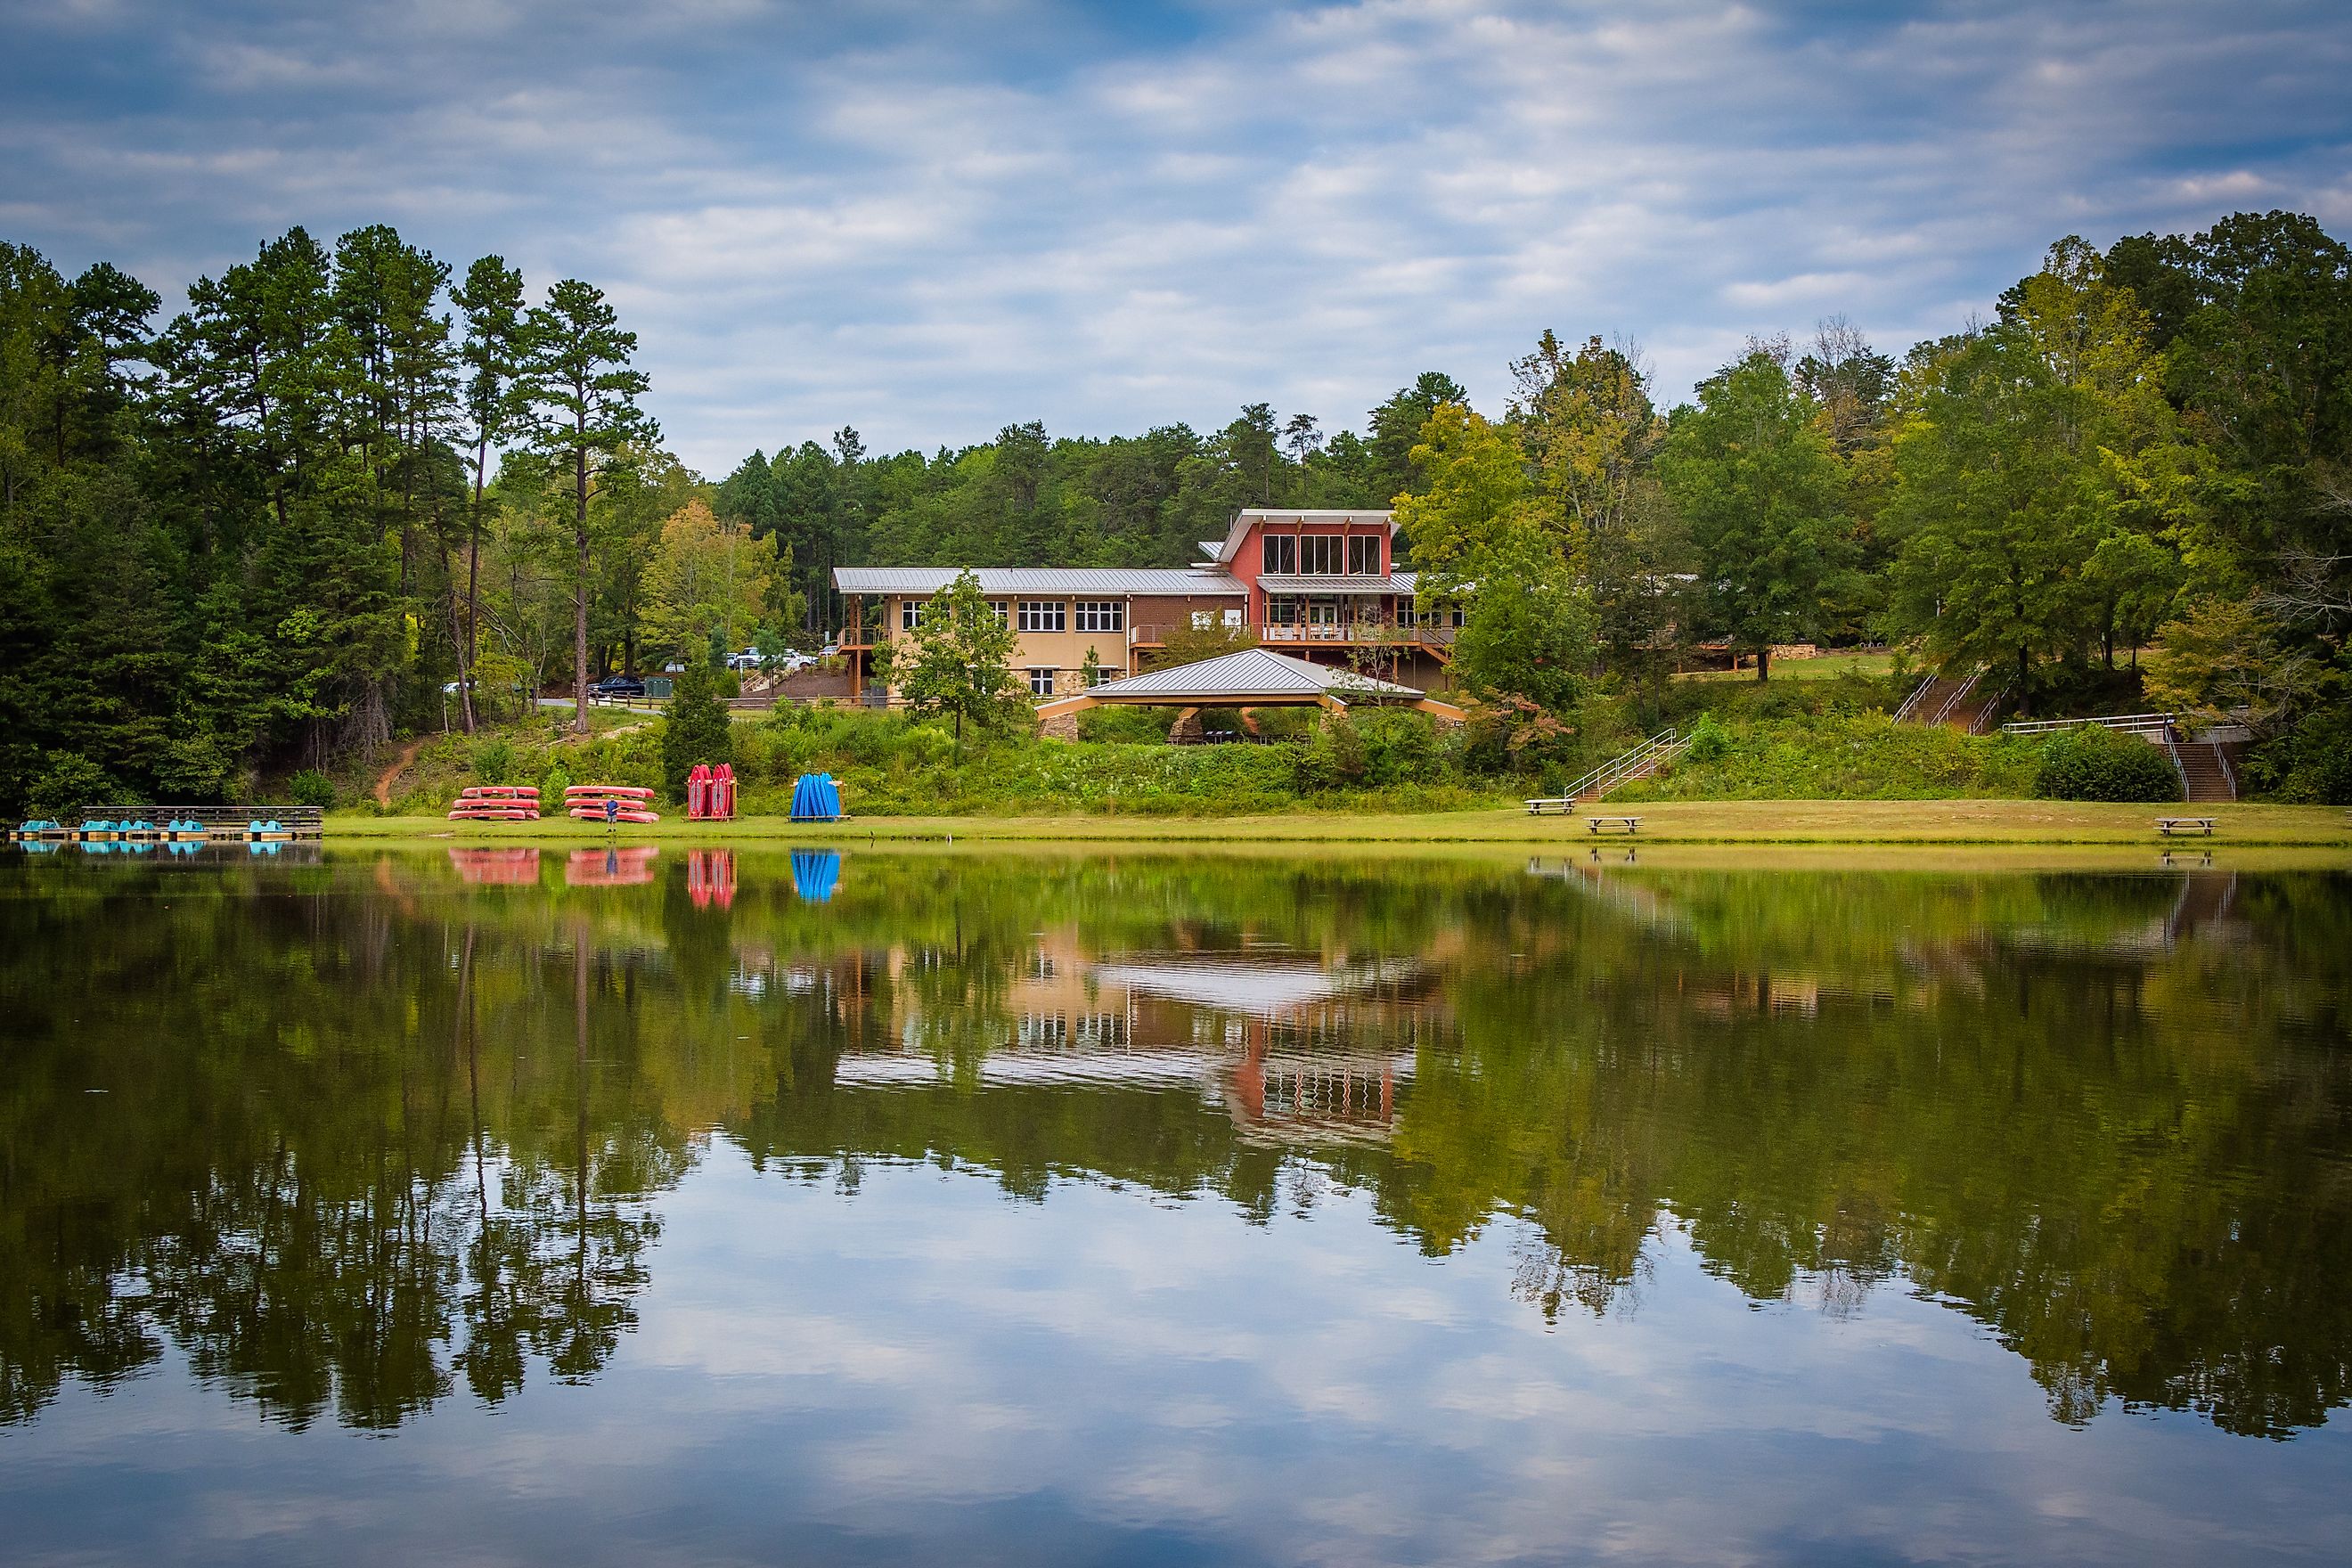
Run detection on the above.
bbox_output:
[0,849,2346,1439]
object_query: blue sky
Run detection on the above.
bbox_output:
[4,0,2348,474]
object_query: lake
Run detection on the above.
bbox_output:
[2,844,2348,1565]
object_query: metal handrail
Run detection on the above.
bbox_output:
[2000,712,2176,736]
[1891,673,1936,724]
[1968,676,2014,734]
[1563,727,1685,802]
[1927,667,1982,727]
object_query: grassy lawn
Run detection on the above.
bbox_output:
[1674,649,1898,682]
[331,797,2352,847]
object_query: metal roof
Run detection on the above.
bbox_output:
[1213,507,1398,563]
[834,567,1244,596]
[1256,574,1416,593]
[1090,646,1425,702]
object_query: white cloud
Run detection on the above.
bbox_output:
[2,0,2348,468]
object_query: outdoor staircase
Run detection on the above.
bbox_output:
[1896,671,1972,725]
[1895,666,2009,731]
[1564,727,1688,802]
[2168,739,2239,804]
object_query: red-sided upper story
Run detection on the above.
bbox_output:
[1209,509,1400,619]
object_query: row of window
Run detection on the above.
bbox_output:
[1263,596,1465,627]
[900,599,1127,632]
[1260,535,1384,576]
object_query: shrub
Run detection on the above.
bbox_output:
[2033,725,2181,802]
[1354,708,1441,787]
[540,762,573,803]
[2242,706,2352,804]
[1296,714,1368,789]
[289,768,337,810]
[27,751,116,819]
[1683,712,1732,763]
[472,738,517,785]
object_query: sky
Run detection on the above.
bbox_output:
[4,0,2349,477]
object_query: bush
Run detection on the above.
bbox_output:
[1683,712,1732,763]
[2033,725,2181,802]
[1296,714,1368,789]
[540,762,573,803]
[27,751,116,819]
[2244,706,2352,804]
[472,738,518,785]
[289,768,337,810]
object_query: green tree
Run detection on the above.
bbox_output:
[659,655,732,800]
[1367,372,1468,504]
[517,279,657,735]
[449,255,529,732]
[1449,525,1598,712]
[1658,350,1852,680]
[880,568,1027,741]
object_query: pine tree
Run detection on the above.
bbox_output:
[659,655,731,802]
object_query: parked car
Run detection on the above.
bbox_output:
[587,674,647,700]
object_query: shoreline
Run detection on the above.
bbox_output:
[321,798,2352,849]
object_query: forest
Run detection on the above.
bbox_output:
[1,208,2348,813]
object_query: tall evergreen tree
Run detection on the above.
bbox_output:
[516,280,657,735]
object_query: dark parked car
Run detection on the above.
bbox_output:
[586,674,647,700]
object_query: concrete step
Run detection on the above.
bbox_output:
[2171,740,2237,804]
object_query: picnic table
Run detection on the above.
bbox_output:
[1587,816,1643,835]
[1524,797,1577,815]
[2155,817,2217,837]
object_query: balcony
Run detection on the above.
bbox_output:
[1129,621,1456,650]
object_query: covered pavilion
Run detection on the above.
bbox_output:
[1033,646,1466,739]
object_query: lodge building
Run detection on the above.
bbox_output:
[833,508,1459,704]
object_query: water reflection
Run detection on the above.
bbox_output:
[1,848,2348,1450]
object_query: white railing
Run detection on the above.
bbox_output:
[2215,742,2237,800]
[2000,712,2176,737]
[1563,727,1686,803]
[1968,676,2015,734]
[2164,741,2191,797]
[1927,667,1982,727]
[1891,673,1936,724]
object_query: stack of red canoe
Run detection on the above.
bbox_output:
[566,784,660,823]
[448,785,541,821]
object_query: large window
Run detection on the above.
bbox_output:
[988,600,1009,625]
[899,599,925,630]
[1261,534,1296,575]
[1348,535,1384,575]
[1018,600,1066,632]
[1300,535,1343,576]
[1028,666,1057,696]
[1266,594,1299,625]
[1075,600,1123,633]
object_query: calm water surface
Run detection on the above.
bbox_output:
[3,845,2349,1565]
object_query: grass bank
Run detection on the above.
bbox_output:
[332,798,2352,847]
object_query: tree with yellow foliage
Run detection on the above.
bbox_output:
[637,498,778,663]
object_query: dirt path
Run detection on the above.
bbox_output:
[372,737,429,807]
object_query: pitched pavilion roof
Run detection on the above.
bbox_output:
[1093,646,1425,702]
[834,566,1242,596]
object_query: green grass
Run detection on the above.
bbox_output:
[1674,649,1898,682]
[331,798,2352,848]
[1617,711,2042,802]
